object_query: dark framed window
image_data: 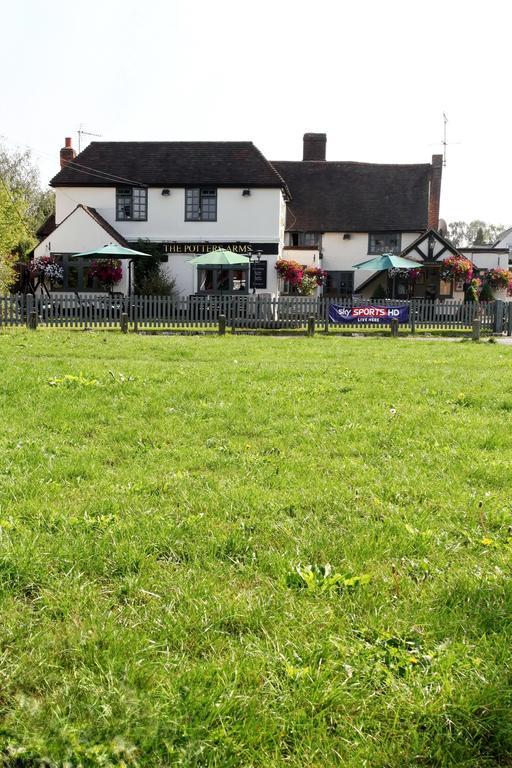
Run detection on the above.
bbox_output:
[116,187,148,221]
[197,267,247,293]
[368,232,401,254]
[50,254,105,292]
[325,271,354,297]
[290,232,321,247]
[185,188,217,221]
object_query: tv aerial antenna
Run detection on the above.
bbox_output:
[442,112,448,167]
[78,124,102,153]
[428,113,461,167]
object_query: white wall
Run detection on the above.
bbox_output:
[463,250,509,270]
[34,206,129,294]
[320,232,422,289]
[55,187,283,242]
[54,186,284,296]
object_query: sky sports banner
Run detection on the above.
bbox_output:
[329,304,410,325]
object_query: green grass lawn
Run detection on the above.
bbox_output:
[1,331,512,767]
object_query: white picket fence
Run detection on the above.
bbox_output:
[0,294,507,333]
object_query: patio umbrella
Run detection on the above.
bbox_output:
[71,244,152,294]
[188,249,251,295]
[352,252,421,298]
[188,248,251,266]
[70,244,151,259]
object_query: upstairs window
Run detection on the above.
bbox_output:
[185,188,217,221]
[290,232,320,247]
[368,232,401,254]
[116,187,148,221]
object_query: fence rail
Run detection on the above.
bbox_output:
[0,294,507,334]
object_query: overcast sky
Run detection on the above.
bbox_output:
[2,0,509,226]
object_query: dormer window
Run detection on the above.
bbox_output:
[116,187,148,221]
[185,188,217,221]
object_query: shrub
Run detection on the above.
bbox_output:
[137,270,176,296]
[465,277,482,303]
[479,282,494,302]
[372,283,388,300]
[133,240,176,296]
[0,254,16,292]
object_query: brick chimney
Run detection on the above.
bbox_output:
[60,137,76,168]
[428,154,443,231]
[303,133,327,161]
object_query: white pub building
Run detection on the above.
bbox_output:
[33,133,467,299]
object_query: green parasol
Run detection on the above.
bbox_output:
[353,252,421,299]
[352,253,421,271]
[189,249,251,295]
[188,249,251,266]
[70,244,151,259]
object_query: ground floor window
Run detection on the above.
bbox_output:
[197,267,248,294]
[50,254,103,292]
[325,270,354,296]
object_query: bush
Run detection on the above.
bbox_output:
[479,282,495,302]
[371,283,388,300]
[133,240,176,296]
[137,270,176,296]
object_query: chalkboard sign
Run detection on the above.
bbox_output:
[251,261,267,290]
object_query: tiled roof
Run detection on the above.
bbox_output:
[36,213,56,239]
[51,142,288,190]
[82,206,130,248]
[272,160,431,232]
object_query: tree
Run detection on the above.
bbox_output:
[448,220,508,248]
[0,182,33,291]
[473,226,485,245]
[0,144,55,251]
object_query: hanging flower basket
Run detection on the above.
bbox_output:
[440,255,473,283]
[275,259,303,286]
[387,267,424,282]
[275,260,327,294]
[408,268,424,283]
[89,258,123,291]
[485,267,511,290]
[29,255,64,286]
[304,266,328,287]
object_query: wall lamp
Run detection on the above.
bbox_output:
[242,189,251,197]
[161,189,171,196]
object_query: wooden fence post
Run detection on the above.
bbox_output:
[390,318,399,337]
[120,312,128,334]
[28,310,38,331]
[494,300,504,334]
[472,318,481,341]
[218,314,226,335]
[25,294,33,329]
[507,301,512,337]
[307,316,315,336]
